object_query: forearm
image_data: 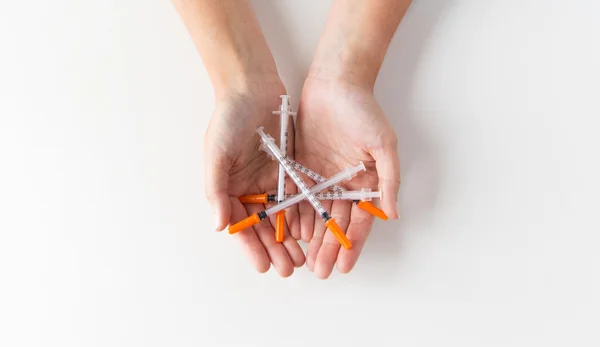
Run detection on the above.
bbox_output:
[172,0,279,96]
[309,0,412,89]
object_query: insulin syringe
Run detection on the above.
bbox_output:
[287,159,344,193]
[228,162,365,248]
[286,158,388,220]
[239,157,388,220]
[240,189,380,203]
[272,95,295,242]
[239,159,387,218]
[228,127,364,249]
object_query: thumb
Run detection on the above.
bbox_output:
[205,152,232,232]
[371,138,401,220]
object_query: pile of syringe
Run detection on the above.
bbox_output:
[228,95,388,250]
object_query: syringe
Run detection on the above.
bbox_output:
[228,163,365,248]
[239,189,381,203]
[272,95,295,243]
[285,159,345,194]
[228,127,364,249]
[285,158,388,220]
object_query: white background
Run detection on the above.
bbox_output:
[1,0,599,346]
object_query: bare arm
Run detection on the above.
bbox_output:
[171,0,280,97]
[309,0,412,89]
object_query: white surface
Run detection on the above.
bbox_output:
[1,0,599,346]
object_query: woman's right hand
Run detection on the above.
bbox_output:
[205,80,305,277]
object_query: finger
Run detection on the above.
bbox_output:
[371,138,401,219]
[314,200,352,279]
[230,199,270,273]
[247,204,295,278]
[264,190,304,268]
[282,226,306,267]
[299,200,315,243]
[204,148,232,231]
[305,215,324,272]
[306,200,332,271]
[336,204,375,274]
[286,203,301,240]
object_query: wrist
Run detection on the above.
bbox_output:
[307,54,380,91]
[308,27,388,90]
[203,23,280,97]
[215,74,285,105]
[174,0,281,97]
[308,0,411,90]
[212,59,281,99]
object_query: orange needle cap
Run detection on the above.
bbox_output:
[228,213,261,234]
[357,201,388,220]
[238,193,268,204]
[275,210,286,243]
[324,219,352,250]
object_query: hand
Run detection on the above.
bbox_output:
[295,77,401,279]
[206,80,305,276]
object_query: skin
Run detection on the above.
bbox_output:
[172,0,411,278]
[172,0,304,277]
[298,0,411,278]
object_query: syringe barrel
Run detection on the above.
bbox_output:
[307,162,366,193]
[337,189,381,201]
[264,168,367,215]
[257,127,327,216]
[286,158,345,194]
